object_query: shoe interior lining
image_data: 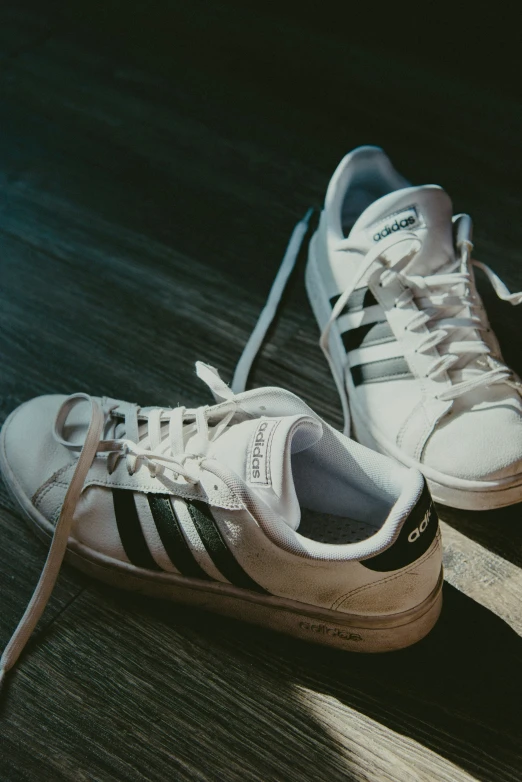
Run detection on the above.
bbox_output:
[290,431,406,544]
[233,386,414,549]
[340,161,409,236]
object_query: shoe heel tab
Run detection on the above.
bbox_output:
[361,481,439,573]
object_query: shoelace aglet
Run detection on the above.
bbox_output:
[454,213,473,252]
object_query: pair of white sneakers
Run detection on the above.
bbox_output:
[1,147,520,687]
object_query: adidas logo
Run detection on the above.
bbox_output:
[408,507,432,543]
[299,621,363,641]
[370,206,420,243]
[373,216,416,241]
[251,422,269,480]
[248,419,279,485]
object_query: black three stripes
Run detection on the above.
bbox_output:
[148,494,211,580]
[186,500,266,592]
[113,489,267,593]
[341,320,395,353]
[330,288,413,385]
[114,489,161,571]
[330,287,378,313]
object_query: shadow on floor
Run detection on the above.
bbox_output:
[51,579,520,782]
[0,581,358,782]
[285,582,522,782]
[439,502,522,568]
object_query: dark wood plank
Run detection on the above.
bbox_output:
[0,7,52,62]
[1,578,520,782]
[0,504,86,688]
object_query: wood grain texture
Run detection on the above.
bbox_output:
[0,3,521,781]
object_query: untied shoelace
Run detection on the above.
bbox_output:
[0,364,239,689]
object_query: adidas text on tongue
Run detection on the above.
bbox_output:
[370,206,421,242]
[248,419,279,485]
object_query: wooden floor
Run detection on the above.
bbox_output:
[1,4,521,780]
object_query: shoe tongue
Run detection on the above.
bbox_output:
[207,415,323,530]
[350,185,456,274]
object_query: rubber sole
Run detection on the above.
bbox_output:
[0,422,442,653]
[305,240,522,512]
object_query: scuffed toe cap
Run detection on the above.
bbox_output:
[422,391,522,483]
[0,395,73,502]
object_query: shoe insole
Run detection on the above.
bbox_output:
[298,507,379,545]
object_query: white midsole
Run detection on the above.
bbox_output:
[305,239,522,511]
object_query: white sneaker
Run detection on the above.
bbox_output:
[0,362,442,684]
[302,146,522,510]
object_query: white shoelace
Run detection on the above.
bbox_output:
[233,213,522,434]
[0,364,238,689]
[231,209,314,394]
